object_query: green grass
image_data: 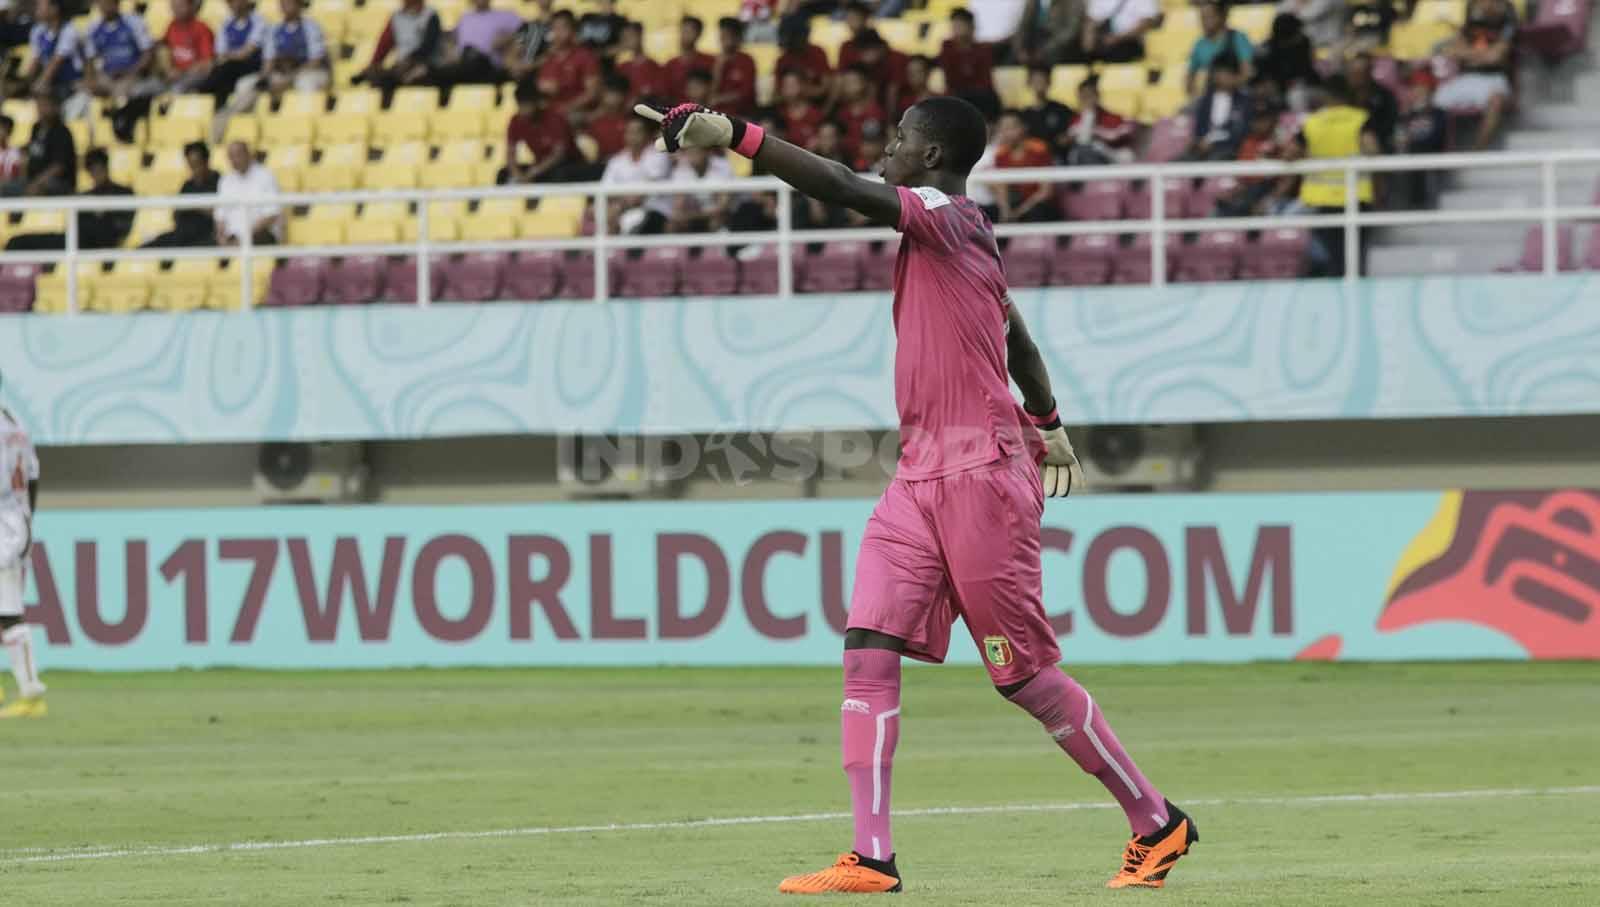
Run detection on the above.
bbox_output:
[3,663,1599,905]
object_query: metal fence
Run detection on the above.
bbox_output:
[3,147,1598,312]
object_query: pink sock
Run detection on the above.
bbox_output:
[840,648,901,860]
[1009,669,1168,837]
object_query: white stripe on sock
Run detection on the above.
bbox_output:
[871,707,900,817]
[870,835,881,860]
[1082,693,1141,801]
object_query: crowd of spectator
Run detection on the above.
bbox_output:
[0,0,1540,267]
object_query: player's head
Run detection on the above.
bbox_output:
[777,16,809,51]
[1077,74,1100,109]
[226,140,253,174]
[779,69,805,103]
[685,68,712,104]
[95,0,119,17]
[844,0,872,33]
[1027,64,1051,99]
[278,0,303,21]
[882,96,988,187]
[1209,51,1242,92]
[171,0,195,19]
[601,73,629,110]
[841,64,870,102]
[718,16,743,53]
[1321,73,1355,107]
[84,147,110,187]
[1199,0,1227,35]
[548,9,576,46]
[949,7,974,39]
[34,0,60,23]
[1344,51,1373,88]
[183,140,210,174]
[620,19,643,51]
[624,116,652,152]
[814,120,842,158]
[995,109,1027,147]
[1406,66,1437,108]
[905,55,933,91]
[680,15,703,51]
[227,0,251,15]
[854,28,886,64]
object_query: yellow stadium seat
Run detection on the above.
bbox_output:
[748,43,779,77]
[400,215,460,243]
[994,66,1029,109]
[34,265,102,314]
[147,115,206,149]
[1166,7,1201,32]
[451,84,497,111]
[223,115,260,145]
[438,140,488,165]
[107,146,142,183]
[876,19,919,50]
[301,164,362,193]
[278,91,330,117]
[1145,26,1199,70]
[17,210,66,233]
[128,208,175,246]
[918,21,951,57]
[315,0,351,44]
[93,270,152,313]
[461,215,517,242]
[519,209,579,239]
[288,218,347,246]
[149,259,220,313]
[346,219,401,244]
[316,113,372,146]
[334,88,383,116]
[364,164,420,190]
[345,5,390,44]
[643,26,676,60]
[1142,83,1188,122]
[306,202,358,222]
[729,153,753,178]
[205,260,274,310]
[381,142,431,168]
[362,200,411,222]
[392,87,439,115]
[473,160,505,185]
[1100,88,1141,120]
[1050,65,1090,105]
[1414,0,1468,24]
[1228,4,1275,43]
[427,199,470,222]
[259,114,314,147]
[1158,62,1187,91]
[164,93,215,123]
[1097,63,1148,93]
[276,168,305,192]
[133,168,185,196]
[1389,19,1458,60]
[477,197,527,219]
[421,160,477,189]
[266,143,314,170]
[372,112,428,144]
[812,18,850,63]
[433,110,488,143]
[320,143,369,168]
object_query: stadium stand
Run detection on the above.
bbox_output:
[0,0,1594,306]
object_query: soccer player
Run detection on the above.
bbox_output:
[0,388,44,719]
[636,97,1198,892]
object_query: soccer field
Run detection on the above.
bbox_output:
[5,663,1599,905]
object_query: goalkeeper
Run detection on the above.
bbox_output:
[637,98,1197,894]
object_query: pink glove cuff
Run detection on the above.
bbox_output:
[1027,406,1059,428]
[733,122,766,159]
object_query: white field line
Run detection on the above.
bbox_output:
[5,785,1597,867]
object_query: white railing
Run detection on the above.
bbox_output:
[5,147,1600,312]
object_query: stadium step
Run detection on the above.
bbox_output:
[1450,162,1600,191]
[1516,103,1600,131]
[1380,222,1527,247]
[1500,129,1598,152]
[1366,241,1517,277]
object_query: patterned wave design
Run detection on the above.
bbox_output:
[4,275,1600,445]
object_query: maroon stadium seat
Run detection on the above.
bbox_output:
[265,258,327,306]
[681,249,740,296]
[1240,229,1310,280]
[1055,233,1116,286]
[441,252,510,302]
[382,256,446,303]
[1001,235,1055,288]
[1584,227,1600,271]
[737,244,781,295]
[325,255,386,305]
[1142,116,1193,164]
[800,242,865,293]
[1509,225,1577,272]
[1521,0,1591,61]
[1125,179,1192,221]
[615,248,685,297]
[1063,179,1129,221]
[1112,233,1181,284]
[1189,177,1241,219]
[0,263,41,312]
[1175,230,1244,282]
[558,253,597,299]
[861,238,899,291]
[504,250,562,300]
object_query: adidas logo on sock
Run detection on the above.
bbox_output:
[841,699,872,714]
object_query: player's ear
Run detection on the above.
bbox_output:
[922,142,943,172]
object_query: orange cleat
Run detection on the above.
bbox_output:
[779,852,902,894]
[1106,800,1198,890]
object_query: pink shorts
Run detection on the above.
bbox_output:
[847,455,1061,686]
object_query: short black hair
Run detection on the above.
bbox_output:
[682,15,703,34]
[854,27,885,49]
[950,7,974,24]
[1027,63,1052,79]
[622,19,643,35]
[550,9,575,26]
[843,63,871,79]
[1321,73,1353,104]
[603,73,630,94]
[84,147,109,170]
[845,0,873,16]
[1080,74,1100,92]
[718,16,743,36]
[686,68,713,85]
[183,140,209,159]
[0,115,11,133]
[514,80,540,104]
[910,95,988,174]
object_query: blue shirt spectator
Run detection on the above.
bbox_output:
[28,0,85,91]
[87,0,155,78]
[263,0,328,67]
[1188,1,1255,95]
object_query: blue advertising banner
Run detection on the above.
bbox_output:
[21,489,1599,669]
[4,273,1600,446]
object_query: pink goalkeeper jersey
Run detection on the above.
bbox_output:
[891,184,1038,481]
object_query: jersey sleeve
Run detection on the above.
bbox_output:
[894,185,960,256]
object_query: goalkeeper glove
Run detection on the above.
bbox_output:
[1027,402,1086,498]
[634,102,768,158]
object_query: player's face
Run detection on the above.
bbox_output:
[880,110,928,187]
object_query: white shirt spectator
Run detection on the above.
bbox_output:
[974,0,1027,41]
[603,146,673,216]
[968,142,998,207]
[1088,0,1159,36]
[216,162,281,241]
[670,153,734,209]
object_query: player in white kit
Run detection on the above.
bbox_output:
[0,394,45,719]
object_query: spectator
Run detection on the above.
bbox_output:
[993,109,1057,223]
[576,0,626,55]
[143,140,219,248]
[0,4,29,55]
[502,80,592,184]
[969,121,1000,221]
[664,16,715,100]
[836,1,876,69]
[2,90,75,196]
[853,120,887,172]
[586,74,631,160]
[6,147,133,250]
[1215,104,1296,216]
[1188,53,1252,160]
[1254,12,1319,112]
[894,54,936,119]
[0,116,22,184]
[1286,74,1378,276]
[741,0,782,44]
[835,64,886,161]
[1020,64,1074,160]
[774,17,831,103]
[851,29,910,116]
[939,7,999,119]
[797,121,850,229]
[84,0,162,141]
[777,69,826,149]
[359,0,443,106]
[434,0,522,97]
[1435,0,1515,150]
[667,146,733,234]
[1344,0,1396,54]
[712,17,757,117]
[1394,67,1446,207]
[1082,0,1159,63]
[162,0,216,96]
[1344,52,1397,151]
[602,117,672,236]
[683,68,714,107]
[215,140,282,246]
[505,0,555,83]
[200,0,266,111]
[1062,76,1135,165]
[28,0,87,109]
[1277,0,1346,50]
[1012,0,1088,67]
[613,21,664,103]
[537,10,600,115]
[229,0,329,114]
[1188,2,1253,96]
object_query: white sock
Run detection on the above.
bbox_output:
[2,624,45,698]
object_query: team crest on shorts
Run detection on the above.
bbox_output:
[983,635,1013,667]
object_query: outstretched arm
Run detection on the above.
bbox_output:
[1005,302,1055,418]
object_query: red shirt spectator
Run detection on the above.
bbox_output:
[509,105,578,168]
[776,41,830,100]
[996,136,1053,200]
[588,110,628,159]
[782,104,825,149]
[712,18,757,115]
[540,43,601,112]
[664,17,715,99]
[165,11,215,72]
[615,53,663,100]
[894,55,937,119]
[939,37,994,94]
